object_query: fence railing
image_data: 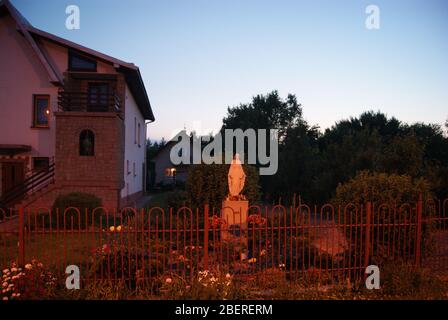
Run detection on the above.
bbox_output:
[1,197,447,288]
[0,162,55,209]
[58,90,121,113]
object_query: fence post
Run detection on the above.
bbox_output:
[18,207,25,266]
[415,194,423,267]
[203,204,209,270]
[364,201,372,268]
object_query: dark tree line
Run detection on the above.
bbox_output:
[221,91,448,203]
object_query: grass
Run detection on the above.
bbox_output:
[146,192,170,209]
[1,231,102,274]
[49,268,448,300]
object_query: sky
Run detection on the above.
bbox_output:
[11,0,448,141]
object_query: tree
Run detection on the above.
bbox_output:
[220,93,448,203]
[221,91,309,201]
[314,111,448,202]
[146,138,166,160]
[267,123,321,203]
[221,90,304,141]
[378,134,424,177]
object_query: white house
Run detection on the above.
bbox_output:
[0,0,155,210]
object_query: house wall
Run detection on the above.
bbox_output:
[121,85,146,205]
[39,38,118,77]
[0,14,57,165]
[154,147,173,185]
[153,146,189,185]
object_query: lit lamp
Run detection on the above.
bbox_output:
[171,168,176,184]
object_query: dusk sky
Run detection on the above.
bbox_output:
[12,0,448,141]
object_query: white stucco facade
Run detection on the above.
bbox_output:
[0,14,57,162]
[121,85,146,200]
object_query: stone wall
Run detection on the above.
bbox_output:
[49,111,124,209]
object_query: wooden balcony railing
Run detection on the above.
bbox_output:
[57,90,121,113]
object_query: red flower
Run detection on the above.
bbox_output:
[102,244,111,254]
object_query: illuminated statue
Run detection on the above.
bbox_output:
[227,154,246,200]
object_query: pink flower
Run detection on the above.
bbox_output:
[165,277,172,284]
[102,244,111,254]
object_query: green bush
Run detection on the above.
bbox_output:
[166,190,189,210]
[51,192,105,229]
[332,170,431,208]
[332,171,433,264]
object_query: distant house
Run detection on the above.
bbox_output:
[0,0,155,210]
[150,141,190,187]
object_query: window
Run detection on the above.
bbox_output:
[165,168,176,177]
[68,50,97,71]
[33,157,49,172]
[87,83,109,112]
[126,160,130,175]
[134,117,137,144]
[137,123,141,147]
[79,130,95,156]
[133,162,136,177]
[33,95,50,128]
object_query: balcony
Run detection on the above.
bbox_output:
[57,90,121,113]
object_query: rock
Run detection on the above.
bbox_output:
[310,221,348,258]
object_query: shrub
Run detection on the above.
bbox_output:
[332,171,433,264]
[332,171,431,208]
[51,192,104,229]
[166,190,189,210]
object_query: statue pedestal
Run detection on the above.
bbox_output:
[221,200,249,256]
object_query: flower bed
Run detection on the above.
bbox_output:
[1,260,58,300]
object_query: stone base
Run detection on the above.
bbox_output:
[222,200,248,225]
[221,200,249,249]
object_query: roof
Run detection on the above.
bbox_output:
[0,0,155,121]
[0,144,31,156]
[150,140,178,160]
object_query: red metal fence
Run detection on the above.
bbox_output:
[1,196,447,288]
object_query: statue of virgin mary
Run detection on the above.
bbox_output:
[228,154,246,199]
